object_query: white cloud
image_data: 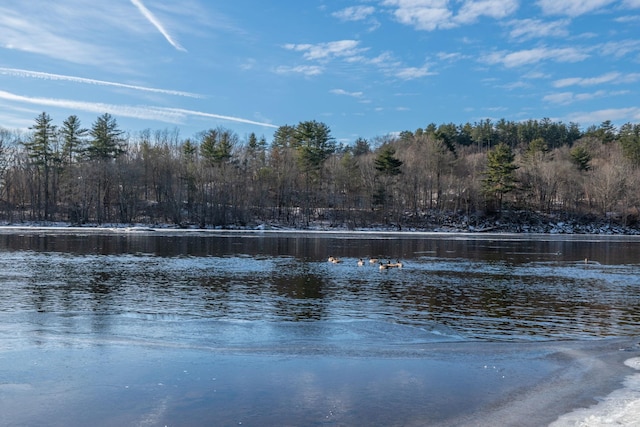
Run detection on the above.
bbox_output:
[395,65,436,79]
[0,67,202,98]
[280,41,434,82]
[622,0,640,7]
[436,52,468,62]
[481,47,589,67]
[274,65,324,76]
[566,107,640,124]
[333,5,381,31]
[130,0,186,52]
[382,0,454,31]
[455,0,519,24]
[0,4,128,67]
[0,1,208,67]
[282,35,437,81]
[598,39,640,58]
[330,89,364,98]
[536,0,616,16]
[543,90,607,104]
[239,58,256,71]
[332,6,376,21]
[381,0,518,30]
[542,92,573,105]
[367,52,399,66]
[507,19,569,41]
[500,81,531,90]
[553,72,640,87]
[523,71,551,79]
[284,40,367,61]
[615,15,640,22]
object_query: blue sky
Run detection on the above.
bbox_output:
[1,0,639,144]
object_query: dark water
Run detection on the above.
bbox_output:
[1,230,639,348]
[1,229,640,426]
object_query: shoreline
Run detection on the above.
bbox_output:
[2,222,640,239]
[0,210,633,235]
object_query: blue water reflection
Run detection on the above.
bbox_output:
[1,231,639,352]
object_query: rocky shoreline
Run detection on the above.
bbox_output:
[0,211,640,235]
[425,211,640,235]
[3,210,639,235]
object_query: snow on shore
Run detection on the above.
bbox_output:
[551,357,640,427]
[0,217,639,235]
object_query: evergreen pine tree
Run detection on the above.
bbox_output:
[374,144,403,176]
[60,115,88,165]
[87,113,125,160]
[482,142,518,211]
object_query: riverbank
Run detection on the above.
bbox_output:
[2,210,640,235]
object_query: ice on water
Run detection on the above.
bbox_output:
[551,357,640,427]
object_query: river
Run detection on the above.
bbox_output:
[1,228,639,426]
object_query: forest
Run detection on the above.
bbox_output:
[1,112,640,232]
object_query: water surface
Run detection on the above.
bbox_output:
[1,229,639,426]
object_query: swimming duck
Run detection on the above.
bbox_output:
[379,260,403,269]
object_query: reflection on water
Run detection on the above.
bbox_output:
[1,231,640,350]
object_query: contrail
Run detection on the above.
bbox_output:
[130,0,187,52]
[0,67,202,98]
[158,107,279,128]
[0,90,278,128]
[0,90,184,122]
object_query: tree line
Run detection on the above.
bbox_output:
[1,112,639,229]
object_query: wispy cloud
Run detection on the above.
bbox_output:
[330,89,364,98]
[455,0,519,24]
[544,90,611,104]
[381,0,518,31]
[381,0,454,31]
[283,40,368,61]
[0,4,127,67]
[481,47,589,67]
[274,65,324,76]
[614,14,640,22]
[0,90,277,128]
[597,39,640,58]
[130,0,186,52]
[281,40,435,82]
[566,107,640,124]
[553,71,640,87]
[507,19,570,41]
[436,52,469,62]
[0,67,203,98]
[332,5,380,31]
[536,0,616,16]
[332,6,376,21]
[395,65,436,80]
[500,81,531,90]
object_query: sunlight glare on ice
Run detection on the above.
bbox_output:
[550,357,640,427]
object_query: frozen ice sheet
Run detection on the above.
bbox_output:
[0,338,638,426]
